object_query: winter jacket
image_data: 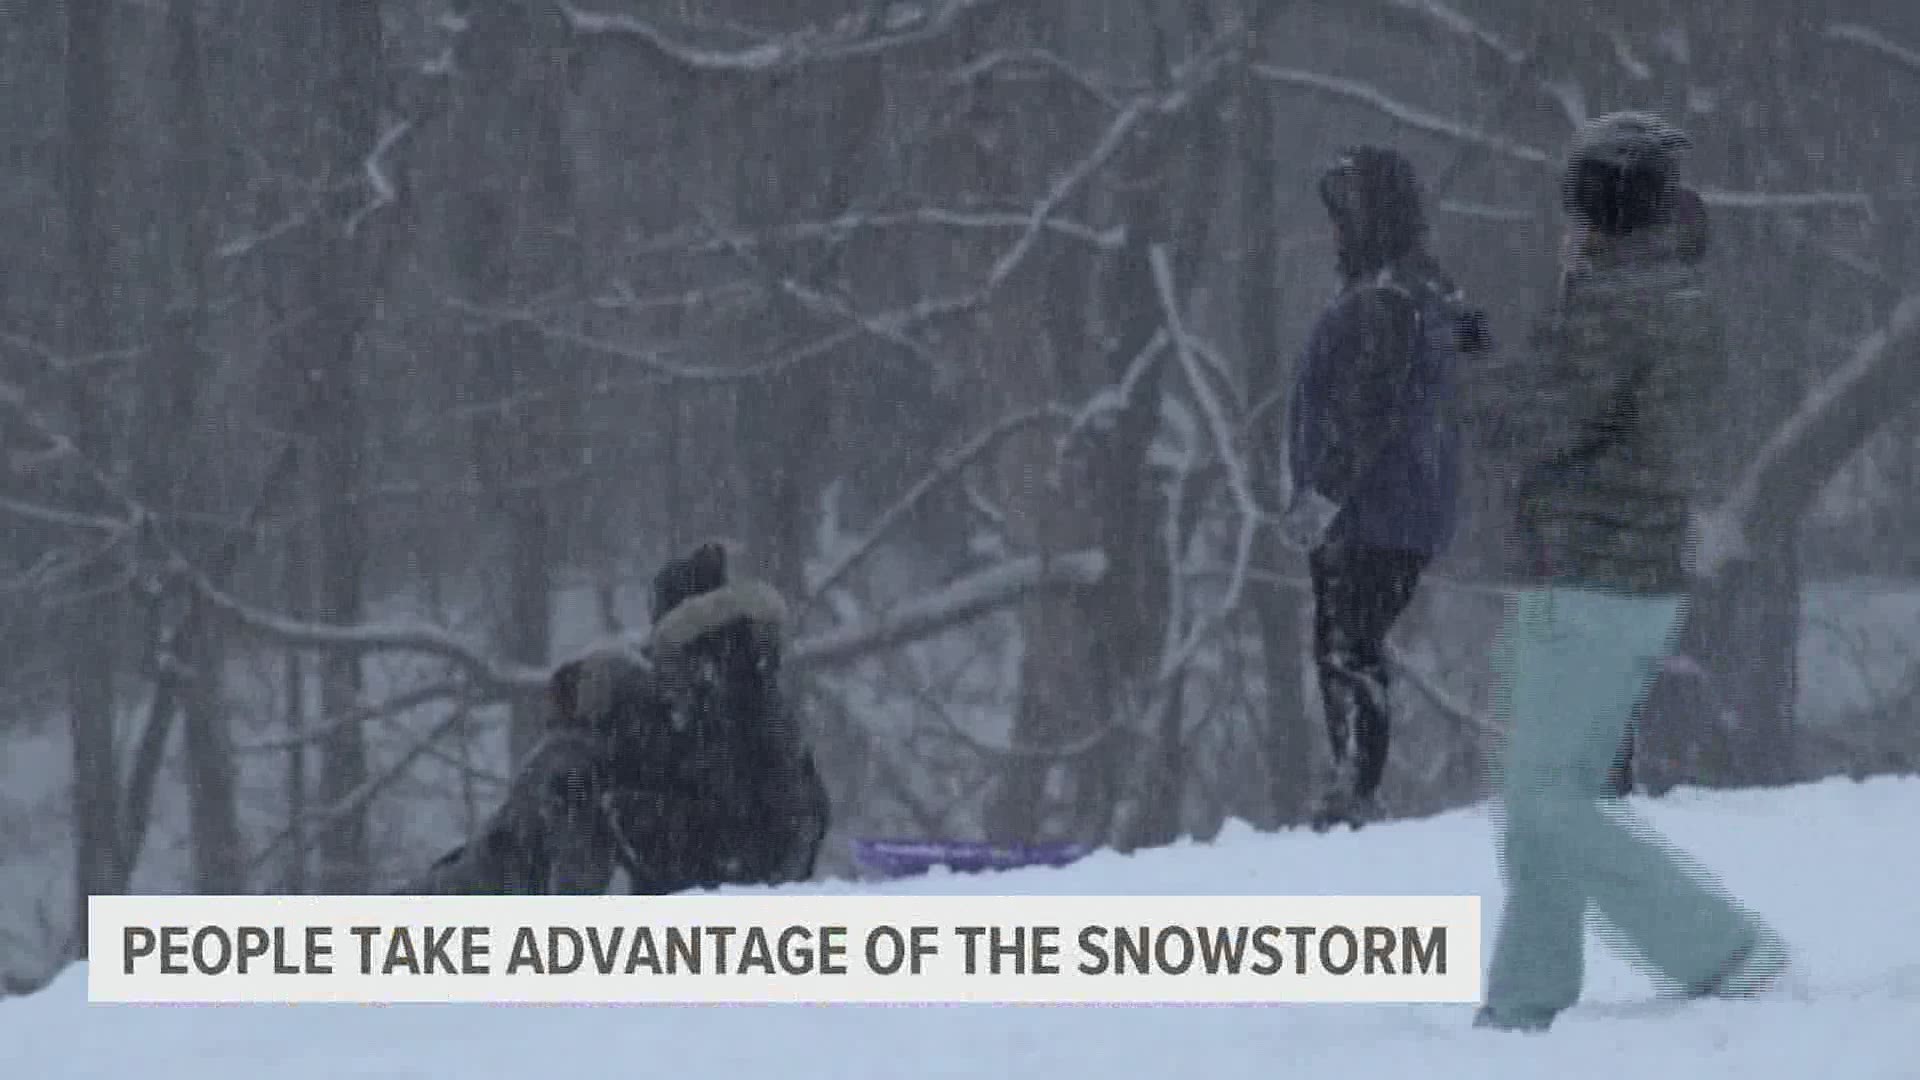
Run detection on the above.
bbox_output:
[396,573,829,897]
[398,721,625,896]
[1465,224,1727,594]
[609,577,828,893]
[1286,250,1484,556]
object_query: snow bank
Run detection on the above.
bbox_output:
[4,776,1916,1079]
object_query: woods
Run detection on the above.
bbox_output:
[4,0,1919,992]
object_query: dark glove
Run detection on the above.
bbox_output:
[1454,305,1493,354]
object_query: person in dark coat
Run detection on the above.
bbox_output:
[1279,145,1490,830]
[397,541,830,896]
[396,647,650,895]
[608,541,830,893]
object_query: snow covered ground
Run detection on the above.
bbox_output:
[5,775,1917,1079]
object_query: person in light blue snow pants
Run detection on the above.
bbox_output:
[1482,586,1777,1028]
[1465,110,1788,1032]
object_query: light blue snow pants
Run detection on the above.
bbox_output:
[1483,585,1766,1013]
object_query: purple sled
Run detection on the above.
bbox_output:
[851,838,1095,879]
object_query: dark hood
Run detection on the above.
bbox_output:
[1319,145,1429,280]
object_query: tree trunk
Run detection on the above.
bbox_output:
[158,0,243,894]
[1239,59,1312,828]
[1641,292,1920,791]
[306,0,385,894]
[448,1,576,764]
[1639,538,1800,792]
[974,7,1127,846]
[60,0,123,950]
[282,530,312,894]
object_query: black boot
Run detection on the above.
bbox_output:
[1307,758,1374,832]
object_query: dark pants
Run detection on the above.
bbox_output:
[1608,727,1636,796]
[1308,540,1431,802]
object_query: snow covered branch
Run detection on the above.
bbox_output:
[1251,66,1875,215]
[0,328,143,377]
[1388,643,1499,737]
[516,71,1192,390]
[1825,23,1920,77]
[1327,8,1885,218]
[1147,243,1270,681]
[562,0,1012,74]
[973,94,1156,295]
[250,703,480,879]
[1723,290,1920,534]
[1054,329,1171,465]
[234,682,474,754]
[182,539,1105,711]
[1437,198,1535,223]
[794,549,1109,670]
[803,404,1078,611]
[182,571,549,693]
[0,493,128,537]
[1251,64,1550,166]
[1381,0,1528,67]
[459,296,864,385]
[1694,188,1873,213]
[951,46,1128,108]
[344,117,414,236]
[622,208,1125,260]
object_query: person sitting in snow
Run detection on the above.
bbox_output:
[397,541,829,896]
[608,540,830,893]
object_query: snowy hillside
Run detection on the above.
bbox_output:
[6,777,1918,1079]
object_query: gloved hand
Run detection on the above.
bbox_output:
[1279,488,1341,552]
[1686,508,1750,582]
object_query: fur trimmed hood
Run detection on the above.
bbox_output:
[648,577,789,653]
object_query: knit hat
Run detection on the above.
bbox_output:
[1561,111,1692,235]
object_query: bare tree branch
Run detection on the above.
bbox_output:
[1826,23,1920,76]
[1437,198,1535,223]
[0,328,144,376]
[1254,64,1879,214]
[234,681,475,753]
[795,550,1109,670]
[1382,0,1528,66]
[1147,244,1271,680]
[249,703,477,878]
[1388,642,1499,736]
[619,208,1125,261]
[344,117,414,236]
[0,494,128,536]
[562,0,1013,73]
[1252,64,1551,165]
[952,46,1129,107]
[1723,291,1920,533]
[181,569,548,692]
[1,379,149,531]
[804,404,1078,612]
[1053,328,1171,470]
[1694,187,1874,212]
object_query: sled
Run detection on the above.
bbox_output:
[850,838,1095,879]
